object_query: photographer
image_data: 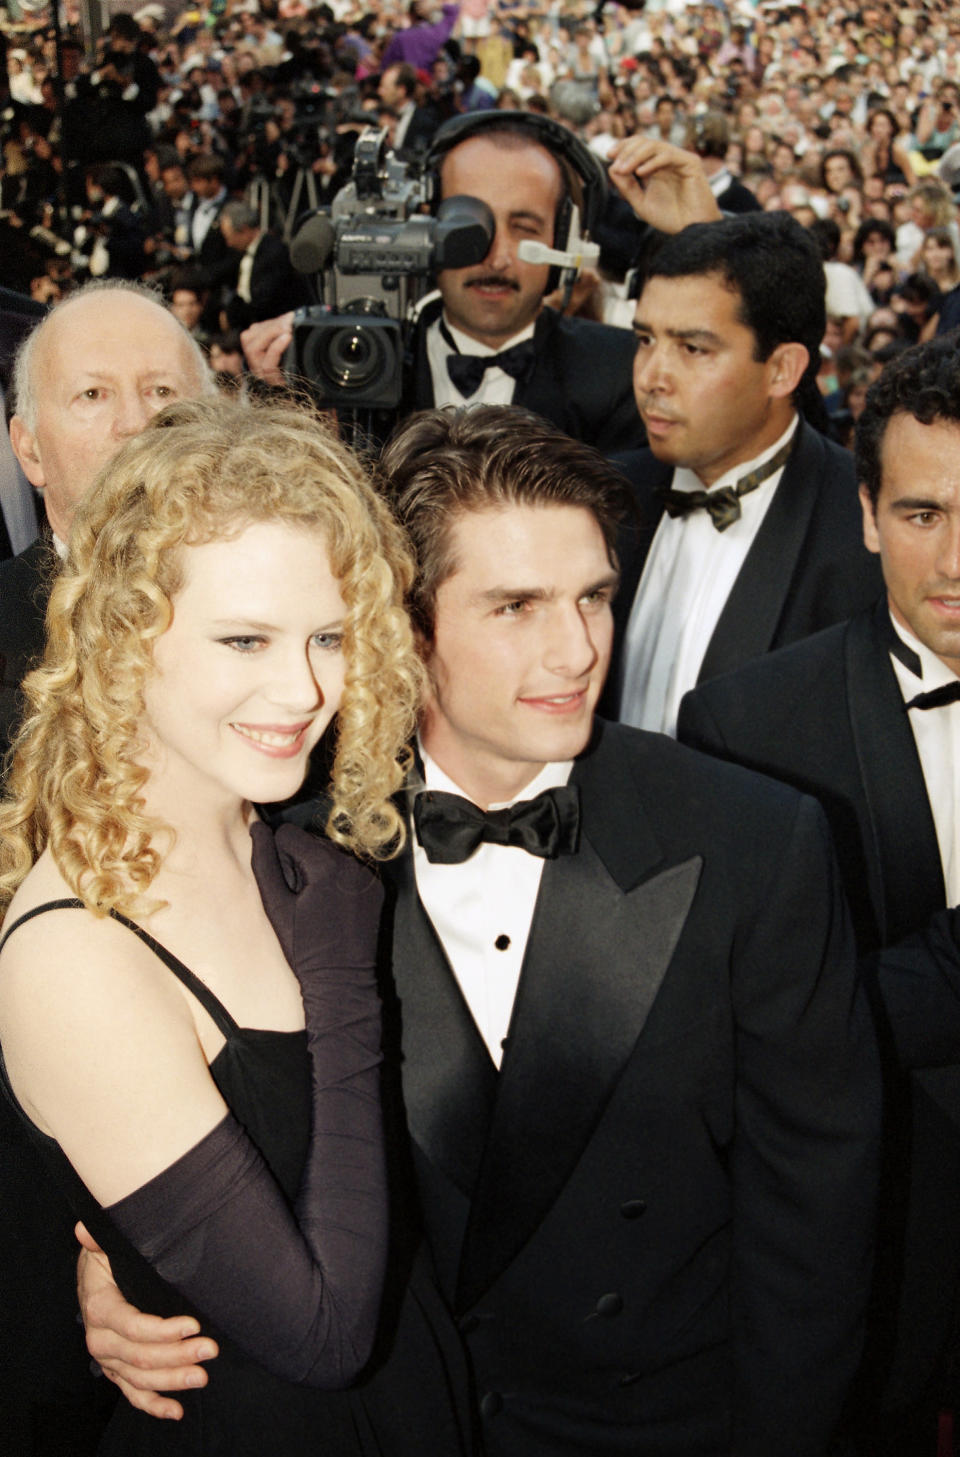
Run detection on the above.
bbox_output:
[62,14,160,170]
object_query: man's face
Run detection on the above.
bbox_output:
[378,65,405,109]
[860,413,960,674]
[191,172,221,200]
[171,288,203,330]
[420,503,617,808]
[632,272,802,487]
[162,165,189,202]
[10,293,207,540]
[436,135,562,349]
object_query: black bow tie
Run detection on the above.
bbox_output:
[659,436,795,533]
[906,680,960,710]
[413,785,580,865]
[445,340,536,399]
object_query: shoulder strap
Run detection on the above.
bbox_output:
[0,898,238,1037]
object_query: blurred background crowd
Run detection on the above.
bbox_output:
[2,0,960,441]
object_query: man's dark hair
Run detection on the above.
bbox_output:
[856,333,960,507]
[379,406,633,638]
[187,153,225,184]
[645,212,826,417]
[389,62,417,98]
[108,12,141,42]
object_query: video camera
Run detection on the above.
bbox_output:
[283,127,494,423]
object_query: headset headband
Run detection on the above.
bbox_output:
[425,111,607,236]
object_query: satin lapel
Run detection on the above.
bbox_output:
[455,735,702,1311]
[699,422,820,684]
[387,847,498,1200]
[845,606,945,943]
[514,310,565,431]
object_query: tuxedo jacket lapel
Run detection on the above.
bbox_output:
[388,846,497,1202]
[699,422,821,684]
[455,733,702,1311]
[845,606,945,944]
[515,312,562,425]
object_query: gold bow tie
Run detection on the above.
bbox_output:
[659,436,795,533]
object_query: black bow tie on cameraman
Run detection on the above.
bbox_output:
[658,436,794,533]
[445,340,536,399]
[414,786,581,865]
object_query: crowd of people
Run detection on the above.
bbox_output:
[1,0,960,417]
[3,4,960,1457]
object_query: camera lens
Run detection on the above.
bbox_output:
[307,323,387,392]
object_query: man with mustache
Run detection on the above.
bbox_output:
[405,112,645,452]
[605,211,883,735]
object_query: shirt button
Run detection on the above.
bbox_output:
[495,933,510,951]
[620,1199,647,1219]
[595,1292,624,1317]
[480,1391,504,1418]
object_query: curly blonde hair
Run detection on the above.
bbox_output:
[0,396,422,919]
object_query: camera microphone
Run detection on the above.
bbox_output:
[290,213,337,275]
[517,239,600,269]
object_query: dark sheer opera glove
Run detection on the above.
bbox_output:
[107,823,387,1389]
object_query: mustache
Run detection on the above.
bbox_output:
[465,276,520,291]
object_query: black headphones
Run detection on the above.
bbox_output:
[424,111,608,290]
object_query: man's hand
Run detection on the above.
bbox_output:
[241,312,294,388]
[608,137,722,234]
[77,1223,218,1422]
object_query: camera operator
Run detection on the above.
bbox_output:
[405,112,643,453]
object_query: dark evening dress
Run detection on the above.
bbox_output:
[0,858,388,1457]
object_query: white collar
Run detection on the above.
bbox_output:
[671,414,798,496]
[438,313,537,359]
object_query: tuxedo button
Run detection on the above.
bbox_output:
[595,1292,623,1317]
[620,1199,647,1219]
[459,1314,480,1334]
[480,1391,503,1418]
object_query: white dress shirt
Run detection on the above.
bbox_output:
[412,747,573,1067]
[426,314,536,410]
[889,614,960,904]
[620,416,798,737]
[191,188,226,251]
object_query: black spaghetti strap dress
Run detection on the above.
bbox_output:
[0,896,384,1457]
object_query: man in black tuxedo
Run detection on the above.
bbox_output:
[678,336,960,1455]
[80,406,879,1457]
[606,211,882,734]
[405,112,645,453]
[379,62,444,159]
[220,202,310,331]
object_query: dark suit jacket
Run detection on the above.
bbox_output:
[380,720,879,1457]
[604,419,884,716]
[225,232,311,330]
[677,605,959,1415]
[0,536,55,763]
[407,299,645,454]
